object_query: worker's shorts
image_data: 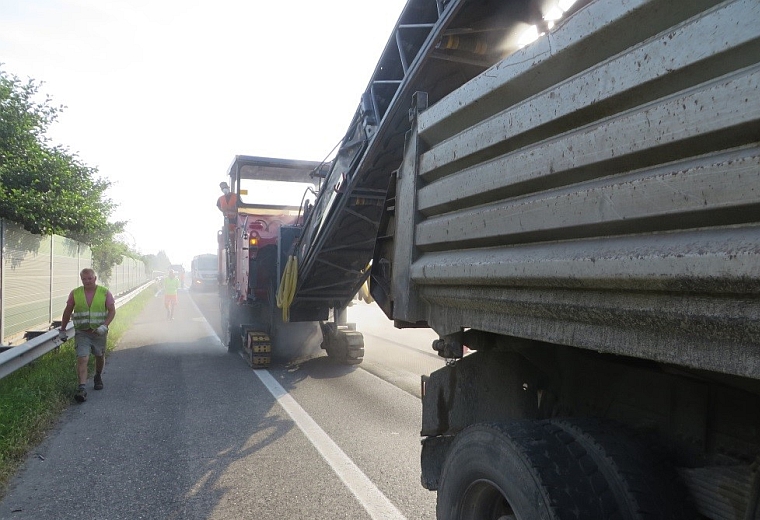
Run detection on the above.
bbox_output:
[164,294,177,307]
[75,330,106,358]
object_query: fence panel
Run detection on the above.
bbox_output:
[52,235,90,327]
[2,222,54,341]
[1,219,145,344]
[104,256,147,296]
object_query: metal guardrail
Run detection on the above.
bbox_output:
[0,280,156,380]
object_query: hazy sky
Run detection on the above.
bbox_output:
[0,0,408,268]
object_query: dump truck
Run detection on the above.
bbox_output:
[224,0,760,517]
[218,157,365,367]
[221,0,760,520]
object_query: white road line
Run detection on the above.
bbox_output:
[255,370,407,520]
[186,295,407,520]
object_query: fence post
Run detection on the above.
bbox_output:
[49,235,54,323]
[1,219,4,345]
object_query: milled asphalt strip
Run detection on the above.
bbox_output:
[187,295,408,520]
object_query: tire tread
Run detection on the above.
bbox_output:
[551,418,694,520]
[437,421,623,519]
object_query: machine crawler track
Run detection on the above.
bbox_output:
[243,331,272,368]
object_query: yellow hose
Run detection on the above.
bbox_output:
[357,263,374,304]
[276,255,298,322]
[358,278,374,304]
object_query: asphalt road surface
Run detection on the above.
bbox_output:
[0,288,443,519]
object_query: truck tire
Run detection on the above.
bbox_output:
[551,418,694,520]
[436,421,619,520]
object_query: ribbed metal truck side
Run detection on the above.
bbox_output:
[362,0,760,518]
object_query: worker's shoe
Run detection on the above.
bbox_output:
[94,374,104,390]
[74,387,87,403]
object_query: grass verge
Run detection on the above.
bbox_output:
[0,284,154,498]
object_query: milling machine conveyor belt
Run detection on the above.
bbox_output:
[291,0,554,315]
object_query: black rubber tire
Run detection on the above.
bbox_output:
[436,421,620,520]
[551,418,694,520]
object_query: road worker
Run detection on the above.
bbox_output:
[59,268,116,403]
[163,269,181,320]
[217,181,238,227]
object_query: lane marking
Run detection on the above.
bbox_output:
[186,295,407,520]
[255,370,408,520]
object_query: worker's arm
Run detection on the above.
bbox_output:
[59,294,75,331]
[104,292,116,327]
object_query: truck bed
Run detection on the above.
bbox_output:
[383,0,760,379]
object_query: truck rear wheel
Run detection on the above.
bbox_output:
[551,418,694,520]
[436,421,618,520]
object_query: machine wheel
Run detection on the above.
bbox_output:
[551,418,694,520]
[437,421,619,520]
[323,326,364,365]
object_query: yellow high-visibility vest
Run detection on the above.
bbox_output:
[72,286,108,330]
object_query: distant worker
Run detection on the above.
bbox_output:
[163,270,181,320]
[217,181,238,228]
[59,268,116,403]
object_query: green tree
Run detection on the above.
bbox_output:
[92,237,128,281]
[143,250,172,275]
[0,67,122,239]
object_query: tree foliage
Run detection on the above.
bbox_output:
[0,67,123,241]
[143,250,173,275]
[92,240,128,282]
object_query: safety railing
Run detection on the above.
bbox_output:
[0,279,155,380]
